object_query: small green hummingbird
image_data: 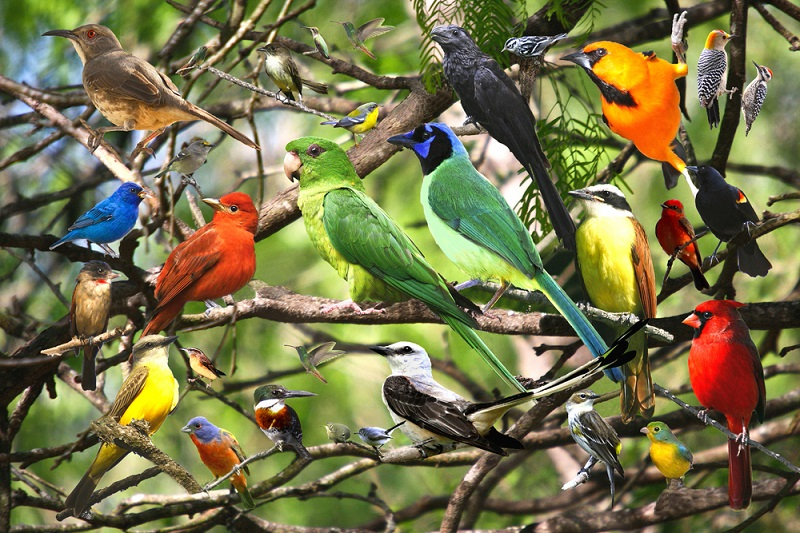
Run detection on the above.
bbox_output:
[301,26,330,59]
[334,18,395,60]
[285,341,346,383]
[176,45,208,77]
[324,422,351,444]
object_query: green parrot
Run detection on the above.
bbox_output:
[388,123,618,382]
[284,137,525,392]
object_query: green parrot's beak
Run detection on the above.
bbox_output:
[284,151,303,181]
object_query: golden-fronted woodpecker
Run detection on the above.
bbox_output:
[697,30,735,129]
[742,61,773,136]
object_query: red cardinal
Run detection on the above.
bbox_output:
[143,192,258,335]
[683,300,766,509]
[655,199,710,291]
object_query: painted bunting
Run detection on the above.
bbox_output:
[142,192,258,335]
[641,421,693,485]
[683,300,766,510]
[70,260,119,391]
[63,335,179,517]
[285,341,345,384]
[284,136,525,393]
[50,182,150,257]
[181,416,255,509]
[334,19,394,60]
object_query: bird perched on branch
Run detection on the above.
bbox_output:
[181,347,226,384]
[683,300,766,509]
[562,36,691,190]
[257,43,328,103]
[301,26,330,59]
[388,123,612,376]
[50,182,150,257]
[70,261,119,391]
[284,136,524,392]
[655,199,710,291]
[742,61,772,136]
[63,335,179,517]
[142,192,258,335]
[334,19,395,60]
[689,165,771,277]
[569,185,656,423]
[321,102,380,139]
[565,389,624,509]
[641,421,693,486]
[502,33,569,101]
[182,416,255,509]
[431,24,576,251]
[357,421,405,454]
[43,24,259,157]
[153,138,213,194]
[324,422,351,444]
[254,384,316,460]
[697,30,735,129]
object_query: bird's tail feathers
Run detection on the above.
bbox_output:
[186,103,260,150]
[524,162,577,252]
[443,317,525,392]
[706,99,721,129]
[484,427,523,451]
[620,330,654,424]
[234,482,256,509]
[691,266,711,291]
[64,471,99,517]
[302,79,328,94]
[294,443,313,461]
[662,138,687,190]
[81,346,98,391]
[728,438,752,510]
[737,241,772,278]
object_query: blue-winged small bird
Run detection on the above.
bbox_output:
[688,165,771,278]
[641,421,693,486]
[301,26,330,59]
[357,421,405,454]
[257,43,328,103]
[324,422,351,444]
[334,19,395,60]
[565,389,624,509]
[181,347,226,385]
[50,182,151,257]
[285,342,345,384]
[321,102,379,140]
[182,416,255,509]
[70,261,119,391]
[254,385,316,460]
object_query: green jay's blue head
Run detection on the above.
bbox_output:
[388,123,468,175]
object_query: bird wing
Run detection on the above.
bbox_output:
[428,160,540,277]
[383,375,484,443]
[107,365,149,420]
[732,187,761,224]
[154,224,221,306]
[357,18,394,41]
[85,53,179,105]
[574,410,623,472]
[309,342,346,365]
[221,428,250,475]
[67,200,116,230]
[632,220,657,318]
[322,187,468,316]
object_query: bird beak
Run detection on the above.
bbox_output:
[685,166,698,173]
[386,131,415,149]
[640,427,650,435]
[430,26,445,43]
[660,202,669,209]
[42,29,78,40]
[138,187,154,199]
[283,151,303,182]
[180,424,193,433]
[285,389,317,399]
[202,197,224,211]
[560,50,591,69]
[682,312,702,329]
[256,46,267,54]
[567,188,594,202]
[368,345,393,356]
[108,272,121,280]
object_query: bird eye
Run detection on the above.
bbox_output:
[653,426,661,433]
[307,144,324,157]
[401,345,413,353]
[579,393,587,399]
[702,311,713,319]
[451,29,459,36]
[230,205,239,213]
[195,423,201,428]
[596,48,607,57]
[87,29,97,39]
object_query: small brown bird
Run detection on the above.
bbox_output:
[256,43,328,103]
[43,24,259,157]
[181,347,226,384]
[70,261,119,391]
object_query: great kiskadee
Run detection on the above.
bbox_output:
[569,184,657,423]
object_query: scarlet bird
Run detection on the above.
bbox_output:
[655,199,710,291]
[562,41,691,191]
[683,300,766,510]
[143,192,257,335]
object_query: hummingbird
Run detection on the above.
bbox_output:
[357,421,406,454]
[334,18,395,60]
[301,26,330,59]
[176,45,208,77]
[253,384,316,460]
[285,341,346,384]
[324,422,351,444]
